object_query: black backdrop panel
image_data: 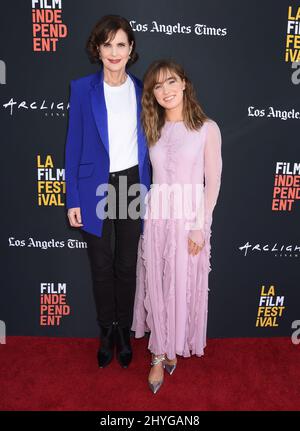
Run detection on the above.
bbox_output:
[0,0,299,338]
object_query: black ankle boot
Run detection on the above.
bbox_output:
[115,325,132,368]
[97,324,115,368]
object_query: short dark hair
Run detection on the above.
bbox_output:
[86,15,138,66]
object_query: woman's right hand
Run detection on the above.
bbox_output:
[67,207,83,227]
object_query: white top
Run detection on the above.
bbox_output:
[103,75,138,173]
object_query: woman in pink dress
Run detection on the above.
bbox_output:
[131,60,222,394]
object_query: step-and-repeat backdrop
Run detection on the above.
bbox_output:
[1,0,299,339]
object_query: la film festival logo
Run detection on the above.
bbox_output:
[272,162,300,211]
[285,5,300,62]
[286,5,300,84]
[37,155,65,206]
[40,282,70,326]
[32,0,68,52]
[256,285,285,327]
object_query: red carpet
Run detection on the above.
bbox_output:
[0,336,299,411]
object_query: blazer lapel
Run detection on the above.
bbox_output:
[90,69,109,156]
[90,69,147,165]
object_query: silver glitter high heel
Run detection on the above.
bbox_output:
[163,357,177,375]
[148,354,166,394]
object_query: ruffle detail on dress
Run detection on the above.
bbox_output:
[142,221,169,355]
[161,122,180,184]
[180,234,210,358]
[162,218,176,360]
[142,218,178,357]
[183,250,194,357]
[203,221,212,274]
[164,144,177,182]
[131,235,150,338]
[158,122,179,358]
[162,125,179,358]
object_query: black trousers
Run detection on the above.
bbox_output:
[80,164,141,328]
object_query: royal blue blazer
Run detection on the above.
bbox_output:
[65,69,151,238]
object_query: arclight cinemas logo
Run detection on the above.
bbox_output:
[32,0,68,52]
[2,98,69,116]
[239,241,300,257]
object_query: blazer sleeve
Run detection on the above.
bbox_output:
[65,80,83,209]
[189,120,222,246]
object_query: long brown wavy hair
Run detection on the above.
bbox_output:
[142,60,209,146]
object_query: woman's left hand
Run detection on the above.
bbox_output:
[188,238,205,256]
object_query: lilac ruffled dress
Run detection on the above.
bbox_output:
[132,119,222,359]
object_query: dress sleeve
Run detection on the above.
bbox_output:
[188,120,222,246]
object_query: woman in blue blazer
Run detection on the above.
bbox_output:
[65,15,150,369]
